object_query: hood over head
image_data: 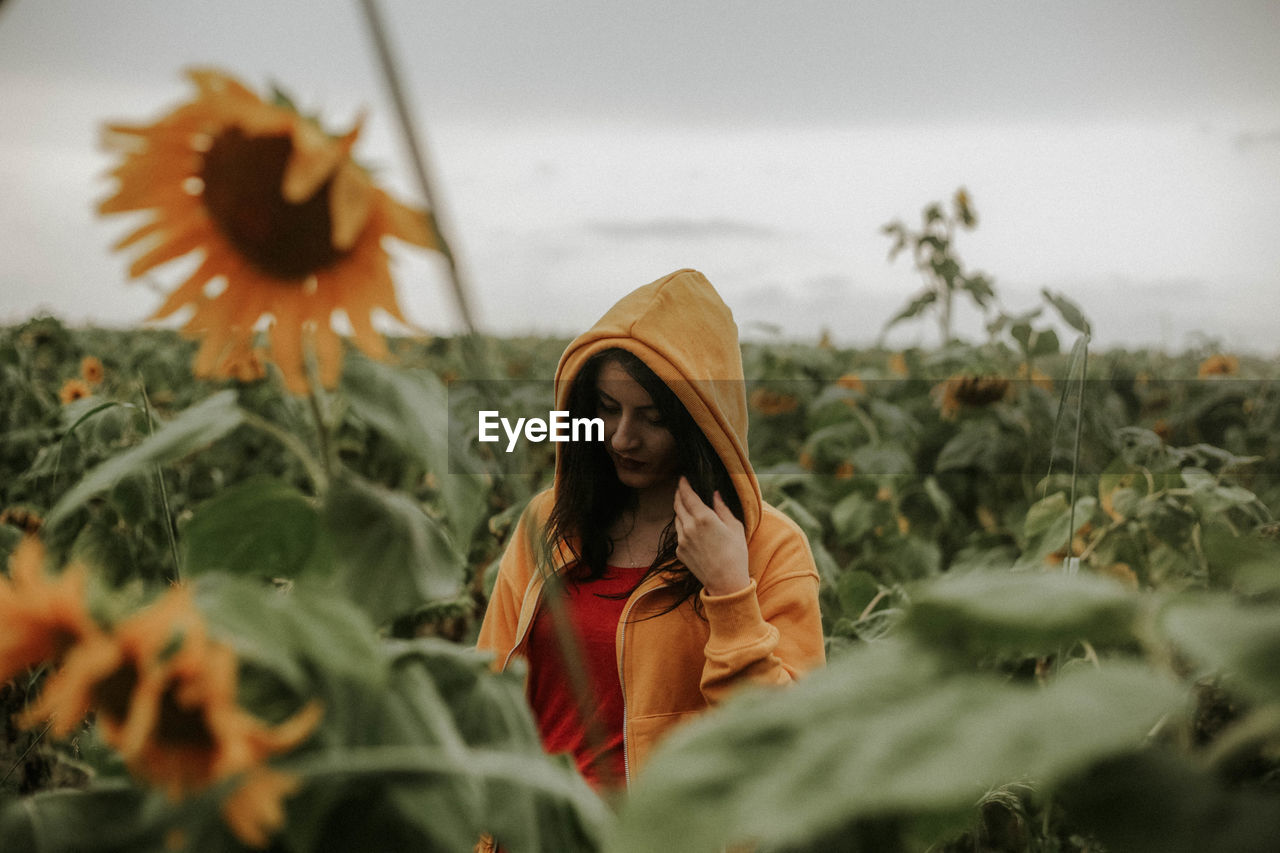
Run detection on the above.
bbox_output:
[554,268,762,537]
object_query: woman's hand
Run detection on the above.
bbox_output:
[673,476,750,596]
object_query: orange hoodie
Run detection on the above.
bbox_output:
[476,268,825,785]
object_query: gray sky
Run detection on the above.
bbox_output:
[3,1,1279,353]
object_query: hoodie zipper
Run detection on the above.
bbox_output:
[616,575,665,787]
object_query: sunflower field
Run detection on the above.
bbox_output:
[4,63,1280,853]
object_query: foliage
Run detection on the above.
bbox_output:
[3,298,1280,850]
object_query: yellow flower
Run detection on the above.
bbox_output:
[18,585,201,739]
[887,352,909,377]
[80,355,105,385]
[1015,363,1053,392]
[0,536,100,686]
[221,766,302,849]
[99,68,438,394]
[836,373,865,393]
[932,374,1010,420]
[834,461,855,480]
[59,378,93,404]
[749,388,799,416]
[1198,354,1238,378]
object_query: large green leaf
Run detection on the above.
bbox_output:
[0,783,169,853]
[181,475,331,580]
[1058,750,1280,853]
[194,572,385,702]
[902,570,1139,659]
[1161,596,1280,703]
[610,643,1182,853]
[323,471,464,626]
[341,354,489,548]
[46,391,243,528]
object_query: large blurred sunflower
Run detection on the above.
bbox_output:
[99,68,437,394]
[0,536,100,685]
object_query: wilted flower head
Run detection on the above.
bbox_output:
[0,536,99,686]
[932,374,1010,419]
[99,68,438,394]
[1198,353,1238,378]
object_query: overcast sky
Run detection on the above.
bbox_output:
[2,0,1279,354]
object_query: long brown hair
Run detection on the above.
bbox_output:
[544,348,743,612]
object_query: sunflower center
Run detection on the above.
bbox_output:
[154,684,217,750]
[92,660,141,724]
[199,128,343,280]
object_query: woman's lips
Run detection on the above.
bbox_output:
[615,455,645,472]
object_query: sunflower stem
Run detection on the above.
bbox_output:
[239,410,328,494]
[140,379,182,584]
[355,0,479,339]
[0,721,53,788]
[301,349,336,486]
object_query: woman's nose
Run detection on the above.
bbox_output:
[611,414,641,451]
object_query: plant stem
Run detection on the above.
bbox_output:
[355,0,478,338]
[140,380,181,584]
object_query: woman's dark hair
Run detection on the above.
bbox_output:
[544,348,743,612]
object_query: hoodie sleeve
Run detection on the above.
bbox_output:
[698,512,825,702]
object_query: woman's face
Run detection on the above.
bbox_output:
[595,360,680,494]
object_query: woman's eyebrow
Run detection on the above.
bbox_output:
[597,390,658,411]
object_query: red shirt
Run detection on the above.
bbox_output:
[525,565,647,790]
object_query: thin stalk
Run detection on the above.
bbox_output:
[1063,335,1089,576]
[355,0,478,338]
[239,410,328,493]
[0,721,53,787]
[302,338,335,485]
[140,380,181,584]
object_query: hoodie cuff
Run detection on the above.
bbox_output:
[701,578,772,650]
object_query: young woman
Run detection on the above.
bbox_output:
[476,268,825,796]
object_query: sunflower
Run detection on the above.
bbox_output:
[59,378,93,404]
[1198,353,1239,378]
[17,584,202,739]
[0,536,100,686]
[80,355,106,385]
[99,68,438,394]
[932,374,1011,420]
[748,388,799,416]
[836,373,865,393]
[221,766,304,849]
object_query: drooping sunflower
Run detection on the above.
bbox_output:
[0,536,100,686]
[17,584,203,739]
[99,68,438,394]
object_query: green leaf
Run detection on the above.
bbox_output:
[0,783,167,852]
[1030,326,1060,357]
[902,570,1139,659]
[883,290,938,331]
[341,354,490,547]
[611,643,1181,853]
[1059,750,1280,853]
[46,391,243,528]
[181,475,330,580]
[1161,596,1280,703]
[1200,524,1280,595]
[323,471,464,626]
[935,420,1003,473]
[836,570,881,619]
[195,573,386,708]
[829,492,886,546]
[1041,288,1092,335]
